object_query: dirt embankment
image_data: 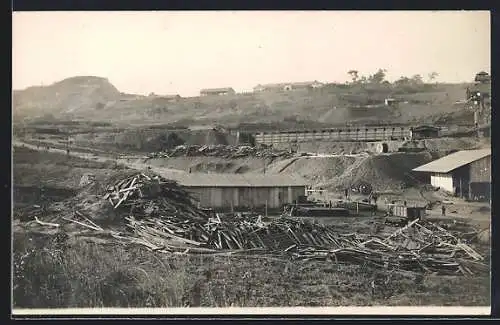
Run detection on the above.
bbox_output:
[268,152,435,192]
[144,156,269,173]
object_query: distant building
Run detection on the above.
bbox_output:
[200,87,235,96]
[474,71,491,84]
[253,83,284,92]
[409,125,440,140]
[151,94,182,103]
[384,98,399,107]
[253,81,324,93]
[413,148,491,201]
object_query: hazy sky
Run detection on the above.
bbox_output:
[13,11,490,96]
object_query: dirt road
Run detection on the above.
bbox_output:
[13,140,188,179]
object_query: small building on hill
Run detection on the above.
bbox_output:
[384,98,399,107]
[412,148,491,201]
[474,71,491,84]
[171,173,309,212]
[409,125,440,140]
[200,87,235,96]
[150,94,182,104]
[253,81,324,93]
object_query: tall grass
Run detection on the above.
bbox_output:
[12,231,490,308]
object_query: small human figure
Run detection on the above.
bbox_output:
[441,204,446,216]
[344,188,349,200]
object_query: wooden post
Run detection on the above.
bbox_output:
[356,202,359,214]
[265,200,268,217]
[230,200,234,214]
[459,178,463,198]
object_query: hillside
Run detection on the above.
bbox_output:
[13,76,121,120]
[13,76,483,128]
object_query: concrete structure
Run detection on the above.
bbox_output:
[413,148,491,201]
[253,81,324,93]
[172,173,309,212]
[200,87,235,96]
[409,125,440,140]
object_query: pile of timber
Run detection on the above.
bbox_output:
[25,172,487,276]
[121,215,486,275]
[103,172,208,223]
[146,145,293,159]
[124,216,358,252]
[289,218,487,275]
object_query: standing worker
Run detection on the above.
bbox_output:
[441,204,446,216]
[344,188,349,201]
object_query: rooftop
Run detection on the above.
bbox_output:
[412,148,491,173]
[255,81,322,89]
[167,172,309,187]
[412,125,440,131]
[200,87,234,93]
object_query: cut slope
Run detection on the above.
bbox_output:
[271,153,435,191]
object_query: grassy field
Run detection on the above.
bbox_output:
[12,230,490,308]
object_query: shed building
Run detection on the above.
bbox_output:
[253,81,323,93]
[409,125,440,140]
[172,173,309,212]
[412,148,491,201]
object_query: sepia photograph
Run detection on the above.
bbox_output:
[11,10,491,315]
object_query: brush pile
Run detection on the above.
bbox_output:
[146,145,293,159]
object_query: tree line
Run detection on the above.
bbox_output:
[346,69,439,86]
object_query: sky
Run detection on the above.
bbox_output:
[12,11,490,97]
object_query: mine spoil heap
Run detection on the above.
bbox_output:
[22,172,487,277]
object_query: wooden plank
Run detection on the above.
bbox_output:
[34,216,60,228]
[62,217,102,231]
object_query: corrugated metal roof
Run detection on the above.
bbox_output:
[412,148,491,173]
[168,172,309,187]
